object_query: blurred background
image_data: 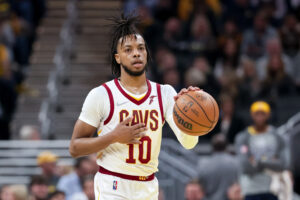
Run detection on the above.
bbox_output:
[0,0,299,199]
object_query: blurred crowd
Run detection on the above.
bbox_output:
[0,0,46,140]
[183,102,300,200]
[0,151,97,200]
[124,0,300,138]
[1,0,300,199]
[0,101,298,200]
[123,0,300,199]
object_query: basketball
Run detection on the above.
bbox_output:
[173,90,219,136]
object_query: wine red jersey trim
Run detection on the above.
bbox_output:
[99,166,155,181]
[156,83,165,123]
[114,78,152,105]
[103,83,114,125]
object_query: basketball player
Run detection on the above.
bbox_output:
[69,14,199,200]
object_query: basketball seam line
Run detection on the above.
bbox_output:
[174,103,212,128]
[208,95,216,122]
[185,93,215,123]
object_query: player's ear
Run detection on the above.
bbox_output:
[115,53,120,64]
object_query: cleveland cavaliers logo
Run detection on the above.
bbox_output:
[149,95,157,105]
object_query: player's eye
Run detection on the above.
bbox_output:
[139,46,145,51]
[125,48,131,53]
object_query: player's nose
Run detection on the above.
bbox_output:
[133,48,140,57]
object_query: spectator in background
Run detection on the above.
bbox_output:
[162,68,182,92]
[218,69,239,99]
[19,125,40,140]
[227,183,244,200]
[48,190,65,200]
[72,175,94,200]
[279,14,300,58]
[136,5,162,52]
[9,184,29,200]
[162,17,183,50]
[189,14,217,64]
[57,157,94,200]
[235,101,288,200]
[29,176,49,200]
[152,47,177,82]
[256,1,285,28]
[197,134,239,200]
[218,19,242,49]
[186,57,220,98]
[259,55,295,102]
[214,38,240,81]
[185,179,206,200]
[37,151,60,193]
[256,37,293,81]
[0,185,14,200]
[192,0,219,35]
[237,57,261,107]
[213,94,245,144]
[241,11,277,60]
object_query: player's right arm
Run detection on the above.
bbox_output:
[69,117,146,158]
[69,87,147,158]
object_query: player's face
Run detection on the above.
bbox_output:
[115,34,147,76]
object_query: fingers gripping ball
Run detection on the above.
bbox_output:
[173,90,219,136]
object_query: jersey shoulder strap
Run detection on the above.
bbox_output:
[102,83,114,125]
[156,83,165,123]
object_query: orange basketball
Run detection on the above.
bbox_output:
[173,90,219,136]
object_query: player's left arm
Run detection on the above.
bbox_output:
[163,85,199,149]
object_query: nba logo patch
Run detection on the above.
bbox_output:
[113,180,118,190]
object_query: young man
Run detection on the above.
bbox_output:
[235,101,288,200]
[69,15,199,199]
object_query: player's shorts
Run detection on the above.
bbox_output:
[94,167,159,200]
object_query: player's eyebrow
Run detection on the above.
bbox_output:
[122,44,132,49]
[137,43,145,47]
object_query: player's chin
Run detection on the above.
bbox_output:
[131,65,146,73]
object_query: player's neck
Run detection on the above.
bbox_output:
[119,72,147,95]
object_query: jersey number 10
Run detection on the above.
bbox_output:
[126,136,151,164]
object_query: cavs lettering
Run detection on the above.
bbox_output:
[92,79,165,176]
[119,110,159,131]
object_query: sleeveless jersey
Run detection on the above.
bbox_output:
[81,79,165,176]
[79,78,198,176]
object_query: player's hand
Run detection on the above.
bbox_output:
[174,86,201,101]
[111,116,148,144]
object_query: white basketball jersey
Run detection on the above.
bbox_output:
[96,79,164,176]
[79,78,198,177]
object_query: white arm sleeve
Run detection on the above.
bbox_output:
[79,86,108,128]
[162,85,198,149]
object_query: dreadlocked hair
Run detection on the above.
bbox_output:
[108,13,151,77]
